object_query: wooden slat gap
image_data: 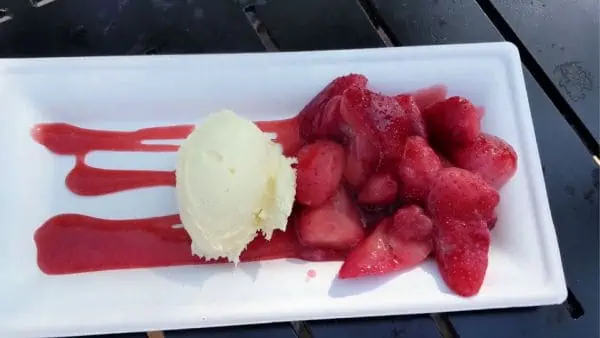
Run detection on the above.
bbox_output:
[243,4,279,52]
[355,0,399,47]
[430,313,460,338]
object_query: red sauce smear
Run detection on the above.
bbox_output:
[32,118,305,275]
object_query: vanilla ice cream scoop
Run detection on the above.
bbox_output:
[175,109,297,263]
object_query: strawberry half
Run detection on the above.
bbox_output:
[297,187,365,251]
[338,205,433,279]
[341,87,415,161]
[387,205,434,262]
[298,74,368,141]
[365,91,413,160]
[435,218,490,297]
[422,96,481,146]
[343,135,380,188]
[427,167,499,223]
[396,136,443,205]
[338,217,398,279]
[394,94,427,138]
[450,133,518,189]
[357,172,398,206]
[410,85,448,111]
[296,140,346,207]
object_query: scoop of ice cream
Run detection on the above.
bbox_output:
[175,109,297,263]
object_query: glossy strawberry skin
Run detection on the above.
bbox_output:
[396,136,443,205]
[338,206,433,279]
[422,96,481,146]
[295,140,346,207]
[297,187,365,251]
[435,218,490,297]
[358,173,398,206]
[427,167,499,223]
[298,74,368,141]
[450,133,518,189]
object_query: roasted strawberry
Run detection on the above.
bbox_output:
[339,86,380,141]
[341,87,417,161]
[343,136,380,188]
[297,187,365,251]
[410,85,448,111]
[338,205,433,279]
[396,136,443,205]
[338,217,397,279]
[422,96,481,146]
[358,173,398,206]
[427,167,499,223]
[391,206,434,240]
[369,92,413,159]
[450,133,518,189]
[435,218,490,297]
[296,140,345,207]
[387,205,434,260]
[298,74,367,140]
[394,94,427,138]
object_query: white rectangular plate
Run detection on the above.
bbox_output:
[0,42,566,338]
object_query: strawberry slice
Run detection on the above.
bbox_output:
[357,172,398,206]
[343,135,380,188]
[410,85,448,111]
[427,168,499,223]
[396,136,443,205]
[339,86,381,143]
[450,133,518,189]
[298,74,368,140]
[342,88,413,161]
[368,92,413,160]
[387,205,434,264]
[297,187,365,251]
[422,96,481,146]
[338,205,433,279]
[338,217,398,279]
[435,218,490,297]
[296,140,346,207]
[394,94,427,138]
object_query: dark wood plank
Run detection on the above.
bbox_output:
[0,0,264,57]
[308,316,440,338]
[165,324,297,338]
[489,0,599,139]
[253,0,384,51]
[372,0,599,336]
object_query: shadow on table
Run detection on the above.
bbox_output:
[327,259,453,297]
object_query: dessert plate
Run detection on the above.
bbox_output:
[0,42,566,337]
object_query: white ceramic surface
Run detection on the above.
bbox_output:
[0,42,566,338]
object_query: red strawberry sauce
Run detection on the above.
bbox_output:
[32,119,305,275]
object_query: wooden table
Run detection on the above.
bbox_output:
[0,1,597,337]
